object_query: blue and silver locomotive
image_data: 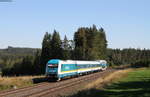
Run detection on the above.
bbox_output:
[45,59,107,81]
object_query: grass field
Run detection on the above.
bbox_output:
[69,68,150,97]
[0,75,45,91]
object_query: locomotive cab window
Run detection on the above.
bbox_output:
[48,64,58,68]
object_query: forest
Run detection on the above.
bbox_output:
[0,25,150,76]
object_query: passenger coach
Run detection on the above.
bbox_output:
[45,59,107,81]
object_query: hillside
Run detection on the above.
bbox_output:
[0,46,39,56]
[0,46,40,70]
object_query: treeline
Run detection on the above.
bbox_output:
[0,47,38,75]
[0,46,37,65]
[107,48,150,67]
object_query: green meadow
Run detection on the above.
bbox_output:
[69,68,150,97]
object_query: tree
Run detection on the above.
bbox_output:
[51,30,62,59]
[33,50,41,75]
[19,56,34,75]
[62,35,71,60]
[97,28,107,59]
[40,32,52,74]
[74,28,87,60]
[74,25,107,60]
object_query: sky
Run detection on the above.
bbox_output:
[0,0,150,49]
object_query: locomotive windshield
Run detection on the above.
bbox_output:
[48,64,58,68]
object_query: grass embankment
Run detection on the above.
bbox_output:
[69,68,150,97]
[0,75,45,91]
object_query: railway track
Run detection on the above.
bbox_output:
[0,82,51,97]
[31,68,115,97]
[0,68,116,97]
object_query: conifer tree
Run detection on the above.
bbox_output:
[74,25,107,60]
[74,28,87,60]
[33,50,41,75]
[51,30,62,59]
[40,32,52,74]
[62,35,71,60]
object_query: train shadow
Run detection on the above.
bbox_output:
[32,77,58,83]
[32,77,48,83]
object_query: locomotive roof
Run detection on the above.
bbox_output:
[48,59,106,63]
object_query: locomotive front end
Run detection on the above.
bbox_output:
[46,59,59,79]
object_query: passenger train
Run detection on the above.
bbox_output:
[45,59,108,81]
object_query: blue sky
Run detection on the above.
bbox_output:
[0,0,150,49]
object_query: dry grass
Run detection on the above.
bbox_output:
[0,75,44,91]
[84,69,133,89]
